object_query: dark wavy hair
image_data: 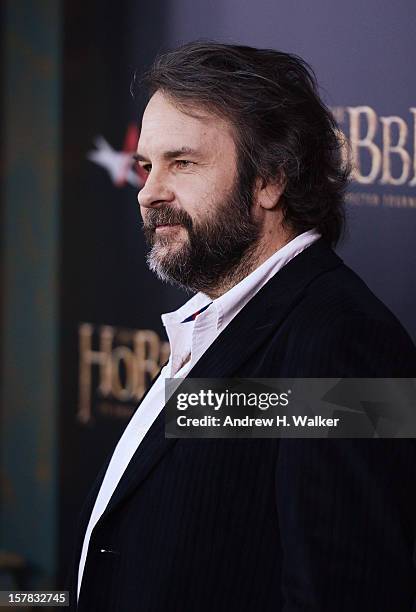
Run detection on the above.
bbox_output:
[133,41,349,246]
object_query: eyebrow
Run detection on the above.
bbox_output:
[133,146,202,162]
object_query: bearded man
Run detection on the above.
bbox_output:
[70,42,416,611]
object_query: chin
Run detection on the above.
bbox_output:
[150,240,185,264]
[154,230,187,249]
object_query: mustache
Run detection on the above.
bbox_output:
[142,207,193,231]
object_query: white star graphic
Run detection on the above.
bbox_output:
[87,136,142,188]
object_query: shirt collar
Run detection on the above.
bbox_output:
[214,228,321,330]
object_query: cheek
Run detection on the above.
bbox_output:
[174,183,206,217]
[176,168,237,221]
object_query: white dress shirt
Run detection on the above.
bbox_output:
[77,228,320,597]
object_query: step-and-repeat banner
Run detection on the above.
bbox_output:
[59,0,416,581]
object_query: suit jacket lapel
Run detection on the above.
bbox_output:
[92,239,343,525]
[186,238,343,379]
[75,367,168,547]
[98,406,174,523]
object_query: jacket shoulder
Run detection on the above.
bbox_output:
[279,263,416,376]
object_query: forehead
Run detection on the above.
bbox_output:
[139,90,236,157]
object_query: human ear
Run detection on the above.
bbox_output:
[254,173,286,210]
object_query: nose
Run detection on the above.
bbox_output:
[137,169,175,209]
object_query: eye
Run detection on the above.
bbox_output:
[140,163,152,173]
[175,160,194,169]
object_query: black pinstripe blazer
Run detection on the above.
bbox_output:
[70,238,416,611]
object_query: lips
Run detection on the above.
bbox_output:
[154,223,183,233]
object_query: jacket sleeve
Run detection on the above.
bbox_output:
[275,315,416,611]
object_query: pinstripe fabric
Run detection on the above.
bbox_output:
[69,239,416,611]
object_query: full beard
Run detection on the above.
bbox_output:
[142,179,261,295]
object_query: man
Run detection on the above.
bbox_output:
[70,42,416,610]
